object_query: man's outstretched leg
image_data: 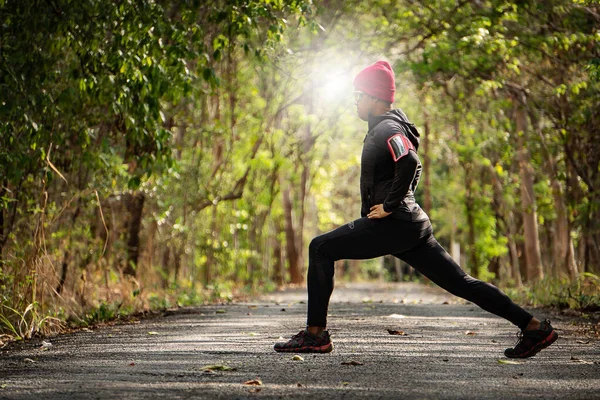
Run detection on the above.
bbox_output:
[395,233,558,358]
[504,320,558,358]
[274,218,431,353]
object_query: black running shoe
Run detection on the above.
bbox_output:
[504,319,558,358]
[274,329,333,353]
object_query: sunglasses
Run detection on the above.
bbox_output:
[354,91,367,102]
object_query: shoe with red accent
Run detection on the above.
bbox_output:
[504,319,558,358]
[274,329,333,353]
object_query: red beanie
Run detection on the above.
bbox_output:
[353,61,395,103]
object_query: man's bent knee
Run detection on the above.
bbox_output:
[309,235,328,255]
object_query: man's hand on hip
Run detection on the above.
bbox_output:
[367,204,391,219]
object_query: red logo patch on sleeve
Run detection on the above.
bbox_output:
[387,133,414,162]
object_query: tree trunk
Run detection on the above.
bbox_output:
[335,260,345,280]
[161,246,170,289]
[456,114,478,279]
[57,250,70,295]
[204,204,219,284]
[566,162,585,274]
[349,259,360,281]
[296,160,309,281]
[551,178,578,279]
[489,164,523,286]
[422,109,433,212]
[465,184,479,279]
[529,109,577,279]
[514,98,543,282]
[507,226,523,287]
[247,216,259,285]
[282,185,301,284]
[450,217,461,265]
[174,247,182,283]
[145,218,157,281]
[394,257,403,282]
[124,192,145,277]
[273,220,284,287]
[56,200,82,294]
[584,192,600,275]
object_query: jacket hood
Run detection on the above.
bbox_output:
[368,109,420,150]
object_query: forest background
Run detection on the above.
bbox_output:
[1,0,599,339]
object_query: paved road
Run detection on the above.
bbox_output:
[1,282,599,399]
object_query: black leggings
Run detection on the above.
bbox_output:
[307,217,533,330]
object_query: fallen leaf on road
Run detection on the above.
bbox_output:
[297,383,303,387]
[498,359,522,365]
[341,360,363,366]
[129,363,135,366]
[248,332,258,336]
[387,330,408,336]
[442,301,449,305]
[147,331,160,335]
[248,305,257,309]
[362,297,372,303]
[465,331,477,336]
[342,382,350,386]
[24,358,35,363]
[570,356,594,364]
[202,365,237,372]
[0,384,7,389]
[244,379,263,386]
[576,340,590,344]
[216,309,227,314]
[491,339,498,343]
[292,355,304,361]
[387,314,406,319]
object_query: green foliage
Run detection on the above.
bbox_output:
[0,0,314,337]
[82,302,118,326]
[1,0,599,340]
[0,302,63,339]
[508,273,600,311]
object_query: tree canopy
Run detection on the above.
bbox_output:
[1,0,598,337]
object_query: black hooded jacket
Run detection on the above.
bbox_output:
[360,109,428,222]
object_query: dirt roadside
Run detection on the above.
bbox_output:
[1,282,599,399]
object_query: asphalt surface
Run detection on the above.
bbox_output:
[1,282,599,399]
